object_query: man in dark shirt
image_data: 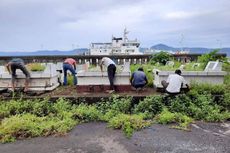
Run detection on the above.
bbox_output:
[6,58,31,92]
[130,67,148,90]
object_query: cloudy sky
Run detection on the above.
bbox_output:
[0,0,230,52]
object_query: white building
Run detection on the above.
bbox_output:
[90,29,142,55]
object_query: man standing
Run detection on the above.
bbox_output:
[130,67,148,91]
[100,57,116,93]
[63,58,77,85]
[161,69,189,95]
[6,58,30,92]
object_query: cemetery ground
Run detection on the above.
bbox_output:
[0,51,230,152]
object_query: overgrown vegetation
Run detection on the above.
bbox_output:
[26,63,46,71]
[150,51,172,65]
[1,50,229,143]
[1,81,230,143]
[198,50,227,69]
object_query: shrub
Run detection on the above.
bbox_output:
[53,98,72,114]
[223,93,230,111]
[168,94,193,114]
[96,95,132,114]
[67,74,75,85]
[71,104,103,122]
[134,95,163,118]
[198,50,226,69]
[0,98,79,143]
[190,83,226,95]
[108,113,152,137]
[150,51,172,65]
[0,114,44,143]
[156,109,176,124]
[156,109,193,130]
[224,74,230,86]
[27,63,45,71]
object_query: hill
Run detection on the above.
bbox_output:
[151,44,230,56]
[0,48,89,56]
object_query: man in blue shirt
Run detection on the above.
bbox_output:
[130,67,148,90]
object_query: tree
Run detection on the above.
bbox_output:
[150,51,171,65]
[198,49,227,69]
[198,49,227,63]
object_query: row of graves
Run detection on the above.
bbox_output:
[153,61,227,88]
[0,61,227,93]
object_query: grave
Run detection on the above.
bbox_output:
[166,61,174,67]
[0,63,60,91]
[153,61,227,88]
[76,62,131,92]
[204,61,222,71]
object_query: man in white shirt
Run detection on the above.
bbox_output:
[100,57,116,93]
[161,69,189,95]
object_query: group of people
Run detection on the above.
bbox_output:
[5,57,79,92]
[5,57,189,95]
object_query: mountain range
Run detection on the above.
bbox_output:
[150,44,230,56]
[0,48,88,56]
[0,44,229,56]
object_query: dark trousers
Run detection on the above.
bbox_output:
[132,83,146,89]
[11,62,30,83]
[161,80,169,89]
[107,64,116,90]
[63,63,77,85]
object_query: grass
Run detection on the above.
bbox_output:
[1,82,230,143]
[26,63,46,71]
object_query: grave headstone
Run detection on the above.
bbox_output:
[204,61,222,71]
[166,61,174,67]
[179,64,185,70]
[192,63,200,69]
[122,61,130,72]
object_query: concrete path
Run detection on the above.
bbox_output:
[1,122,230,153]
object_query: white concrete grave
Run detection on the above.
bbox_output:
[166,61,174,67]
[153,61,227,88]
[77,62,131,86]
[179,65,185,70]
[0,63,60,91]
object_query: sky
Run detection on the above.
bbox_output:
[0,0,230,52]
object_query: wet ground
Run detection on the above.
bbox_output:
[0,86,161,100]
[1,122,230,153]
[44,86,160,98]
